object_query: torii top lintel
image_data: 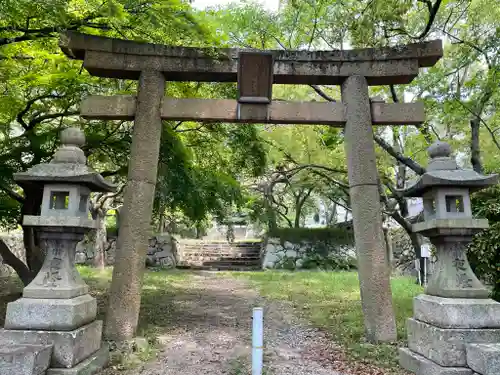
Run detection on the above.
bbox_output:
[60,32,442,85]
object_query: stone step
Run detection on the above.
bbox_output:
[180,255,260,261]
[398,347,472,375]
[179,245,261,250]
[180,246,261,250]
[179,253,261,258]
[0,344,52,375]
[181,250,261,254]
[466,343,500,375]
[178,241,261,245]
[180,248,260,252]
[179,259,261,265]
[177,264,261,271]
[46,344,109,375]
[407,318,500,367]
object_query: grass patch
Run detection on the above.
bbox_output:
[79,266,194,335]
[79,267,195,370]
[230,270,421,373]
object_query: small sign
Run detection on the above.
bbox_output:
[421,244,431,258]
[237,52,274,104]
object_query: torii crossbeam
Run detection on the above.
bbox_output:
[60,32,443,343]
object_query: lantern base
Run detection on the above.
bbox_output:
[399,347,472,375]
[400,293,500,375]
[46,344,109,375]
[4,294,97,331]
[407,318,500,367]
[413,294,500,329]
[0,320,103,368]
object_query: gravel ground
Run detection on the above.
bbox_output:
[122,271,345,375]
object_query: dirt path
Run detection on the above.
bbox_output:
[119,272,344,375]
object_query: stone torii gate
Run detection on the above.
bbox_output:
[60,32,442,343]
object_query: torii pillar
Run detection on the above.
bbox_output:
[60,32,442,343]
[106,70,165,340]
[342,75,396,342]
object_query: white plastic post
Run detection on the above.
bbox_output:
[252,307,263,375]
[424,258,427,286]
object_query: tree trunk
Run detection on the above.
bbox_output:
[294,188,312,228]
[0,239,35,286]
[158,213,165,233]
[327,202,337,225]
[409,231,425,284]
[263,185,278,232]
[195,222,203,239]
[115,206,122,236]
[90,209,107,270]
[470,118,483,173]
[294,199,303,228]
[382,227,393,268]
[21,187,44,275]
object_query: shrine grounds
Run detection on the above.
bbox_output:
[0,269,421,375]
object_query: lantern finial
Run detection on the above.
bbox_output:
[51,127,86,164]
[428,140,451,159]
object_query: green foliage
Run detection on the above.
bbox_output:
[0,192,20,230]
[153,120,266,227]
[300,251,357,271]
[0,0,268,234]
[269,226,354,246]
[469,186,500,301]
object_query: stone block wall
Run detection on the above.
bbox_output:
[262,237,356,270]
[75,233,177,268]
[146,235,178,268]
[75,237,116,265]
[0,231,178,271]
[389,227,435,278]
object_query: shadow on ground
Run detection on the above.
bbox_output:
[83,269,254,340]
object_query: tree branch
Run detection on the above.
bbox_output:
[172,121,184,130]
[16,94,63,130]
[416,0,443,40]
[101,166,128,178]
[175,124,206,133]
[28,110,79,129]
[374,135,426,175]
[455,98,500,152]
[0,13,123,47]
[0,183,25,203]
[441,29,492,68]
[310,85,337,102]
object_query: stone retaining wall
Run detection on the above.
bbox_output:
[76,233,177,268]
[262,237,356,270]
[0,231,178,270]
[145,235,177,268]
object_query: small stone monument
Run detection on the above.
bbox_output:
[0,128,115,375]
[399,141,500,375]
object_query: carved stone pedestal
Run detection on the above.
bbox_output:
[0,226,108,375]
[399,231,500,375]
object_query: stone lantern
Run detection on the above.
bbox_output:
[0,128,115,375]
[399,141,500,375]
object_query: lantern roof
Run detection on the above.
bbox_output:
[14,128,116,192]
[403,141,498,197]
